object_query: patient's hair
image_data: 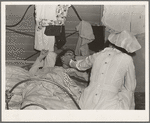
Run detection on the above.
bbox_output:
[55,49,75,66]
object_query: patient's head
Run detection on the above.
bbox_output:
[55,49,75,68]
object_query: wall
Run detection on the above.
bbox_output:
[63,5,104,51]
[133,33,145,92]
[6,5,36,61]
[6,5,103,61]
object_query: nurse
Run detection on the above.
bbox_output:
[69,30,141,110]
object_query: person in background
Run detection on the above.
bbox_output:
[69,30,141,110]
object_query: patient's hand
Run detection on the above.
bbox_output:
[38,49,49,61]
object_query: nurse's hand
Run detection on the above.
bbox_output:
[38,49,49,61]
[69,59,77,69]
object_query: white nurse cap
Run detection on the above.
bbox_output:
[108,30,141,53]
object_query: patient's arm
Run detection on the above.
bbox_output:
[29,57,44,76]
[29,50,49,76]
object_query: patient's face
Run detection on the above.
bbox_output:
[62,50,75,65]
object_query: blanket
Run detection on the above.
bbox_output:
[6,65,86,110]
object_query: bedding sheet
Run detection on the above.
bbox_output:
[6,65,85,110]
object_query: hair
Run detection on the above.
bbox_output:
[104,40,136,56]
[55,48,75,66]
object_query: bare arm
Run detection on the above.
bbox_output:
[29,50,49,76]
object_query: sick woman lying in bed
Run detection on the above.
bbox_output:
[6,49,88,110]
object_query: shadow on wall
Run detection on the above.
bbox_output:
[135,92,145,110]
[133,33,145,92]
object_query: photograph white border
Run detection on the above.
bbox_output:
[1,1,149,122]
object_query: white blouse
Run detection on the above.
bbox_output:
[70,47,136,110]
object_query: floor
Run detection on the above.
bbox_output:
[135,92,145,110]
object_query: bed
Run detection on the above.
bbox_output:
[5,5,88,110]
[6,62,88,110]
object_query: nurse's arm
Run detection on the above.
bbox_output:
[69,52,99,71]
